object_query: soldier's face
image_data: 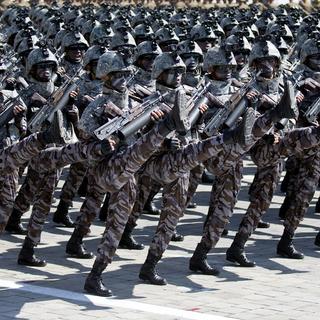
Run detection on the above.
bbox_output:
[306,54,320,72]
[196,38,216,53]
[210,65,233,81]
[139,54,157,72]
[110,71,130,92]
[254,57,278,79]
[34,63,54,82]
[66,45,86,63]
[234,51,249,68]
[182,54,200,71]
[161,67,185,88]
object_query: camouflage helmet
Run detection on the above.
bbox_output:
[83,45,108,68]
[300,37,320,64]
[134,40,162,64]
[96,51,133,79]
[190,24,217,41]
[177,40,203,61]
[110,31,136,50]
[225,34,252,53]
[152,52,186,79]
[61,30,89,53]
[203,47,237,71]
[26,47,58,75]
[54,29,68,50]
[154,26,179,45]
[220,17,239,33]
[248,40,281,66]
[17,35,39,55]
[89,23,115,46]
[133,24,154,42]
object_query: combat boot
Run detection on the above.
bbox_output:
[315,198,320,213]
[18,237,47,267]
[139,251,167,285]
[66,228,94,259]
[84,259,112,297]
[201,170,214,184]
[257,219,270,228]
[280,172,290,193]
[39,111,68,145]
[315,232,320,247]
[143,196,161,215]
[189,242,220,276]
[119,225,144,250]
[277,230,304,259]
[53,199,74,227]
[269,80,299,122]
[99,193,110,222]
[171,230,184,242]
[5,208,27,235]
[226,233,256,267]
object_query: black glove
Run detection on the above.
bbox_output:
[163,137,181,150]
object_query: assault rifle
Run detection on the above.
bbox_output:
[28,68,81,133]
[304,96,320,123]
[94,91,170,140]
[0,88,31,128]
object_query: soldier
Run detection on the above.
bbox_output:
[53,44,106,227]
[226,38,320,266]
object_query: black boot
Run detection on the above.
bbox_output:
[226,233,256,267]
[84,259,112,297]
[189,242,220,275]
[171,230,184,242]
[315,198,320,213]
[119,225,144,250]
[315,232,320,247]
[280,172,290,193]
[143,200,161,215]
[277,230,304,259]
[53,200,74,227]
[221,229,228,236]
[279,196,291,220]
[99,193,110,222]
[66,228,94,259]
[5,208,27,235]
[257,219,270,229]
[139,251,167,285]
[18,237,47,267]
[201,171,214,184]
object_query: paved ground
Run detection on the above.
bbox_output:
[1,159,320,320]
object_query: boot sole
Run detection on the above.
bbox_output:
[189,266,220,276]
[17,260,47,267]
[276,249,304,259]
[66,252,94,259]
[84,286,112,297]
[226,255,256,267]
[118,245,145,250]
[139,274,167,286]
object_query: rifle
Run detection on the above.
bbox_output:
[304,96,320,123]
[28,69,81,133]
[94,91,169,140]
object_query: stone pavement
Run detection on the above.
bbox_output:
[1,159,320,320]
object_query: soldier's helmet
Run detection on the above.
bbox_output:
[203,46,237,72]
[248,39,281,67]
[96,51,133,79]
[152,52,186,79]
[133,24,154,43]
[300,35,320,64]
[89,23,115,46]
[177,40,203,61]
[83,45,107,68]
[61,30,89,53]
[17,35,39,56]
[134,40,162,64]
[110,31,136,50]
[225,35,252,53]
[154,27,179,45]
[26,46,58,75]
[190,24,217,41]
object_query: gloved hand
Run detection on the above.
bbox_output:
[66,105,79,124]
[163,137,181,150]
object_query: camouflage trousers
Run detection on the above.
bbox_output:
[0,133,46,232]
[238,127,320,237]
[186,164,205,206]
[60,161,88,207]
[282,149,320,235]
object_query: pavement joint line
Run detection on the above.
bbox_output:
[0,279,238,320]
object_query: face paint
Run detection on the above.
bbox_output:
[34,63,54,82]
[140,55,156,72]
[110,71,129,92]
[66,45,86,63]
[183,54,200,71]
[255,57,277,79]
[163,68,184,88]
